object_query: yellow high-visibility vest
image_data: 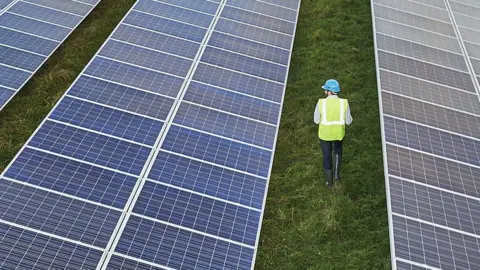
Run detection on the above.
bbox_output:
[317,98,349,141]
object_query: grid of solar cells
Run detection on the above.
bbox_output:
[0,0,14,12]
[0,0,216,268]
[371,0,480,269]
[0,0,100,111]
[104,0,300,269]
[449,0,480,87]
[0,0,301,269]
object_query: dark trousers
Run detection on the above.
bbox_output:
[320,139,342,170]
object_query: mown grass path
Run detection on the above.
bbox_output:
[256,0,390,269]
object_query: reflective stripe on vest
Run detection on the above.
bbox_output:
[321,99,345,126]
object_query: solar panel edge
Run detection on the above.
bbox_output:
[0,0,102,111]
[370,0,398,269]
[0,0,15,14]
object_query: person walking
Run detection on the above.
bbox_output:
[314,79,353,188]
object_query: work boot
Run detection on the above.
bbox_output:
[325,170,333,189]
[334,154,342,183]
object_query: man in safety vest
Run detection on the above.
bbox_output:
[314,79,353,188]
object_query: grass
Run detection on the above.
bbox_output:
[0,0,390,269]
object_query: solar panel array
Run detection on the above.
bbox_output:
[0,0,100,110]
[371,0,480,269]
[0,0,300,269]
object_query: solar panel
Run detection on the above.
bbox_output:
[0,0,14,11]
[0,0,100,111]
[371,0,480,269]
[0,0,300,269]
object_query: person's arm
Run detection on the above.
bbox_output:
[314,102,320,124]
[345,103,353,125]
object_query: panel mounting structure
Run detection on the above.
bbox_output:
[0,0,301,269]
[0,0,101,110]
[371,0,480,269]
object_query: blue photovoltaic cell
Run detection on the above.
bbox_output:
[221,5,295,35]
[202,46,287,82]
[208,31,290,65]
[112,24,200,59]
[107,255,165,270]
[134,181,261,246]
[0,45,46,71]
[182,81,280,124]
[0,223,103,269]
[8,1,82,28]
[124,10,208,42]
[155,0,219,14]
[4,148,137,208]
[0,86,14,105]
[0,64,31,89]
[0,179,121,248]
[85,57,184,98]
[135,0,214,28]
[162,125,272,177]
[193,63,284,102]
[384,116,480,166]
[0,0,14,10]
[378,51,475,92]
[215,18,292,49]
[68,76,175,120]
[396,261,429,270]
[389,176,480,236]
[77,0,99,5]
[392,215,480,269]
[148,152,266,209]
[22,0,93,16]
[386,145,480,199]
[28,121,152,175]
[50,97,164,146]
[0,27,58,56]
[260,0,300,10]
[115,215,254,270]
[226,0,297,22]
[99,40,193,77]
[174,102,276,149]
[0,13,70,41]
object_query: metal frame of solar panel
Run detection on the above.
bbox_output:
[0,0,15,12]
[371,0,480,269]
[0,0,300,269]
[0,0,101,111]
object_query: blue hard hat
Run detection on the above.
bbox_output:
[322,79,340,93]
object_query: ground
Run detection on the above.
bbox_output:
[0,0,390,269]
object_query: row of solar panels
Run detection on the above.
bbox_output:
[371,0,480,269]
[0,0,300,269]
[0,0,101,110]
